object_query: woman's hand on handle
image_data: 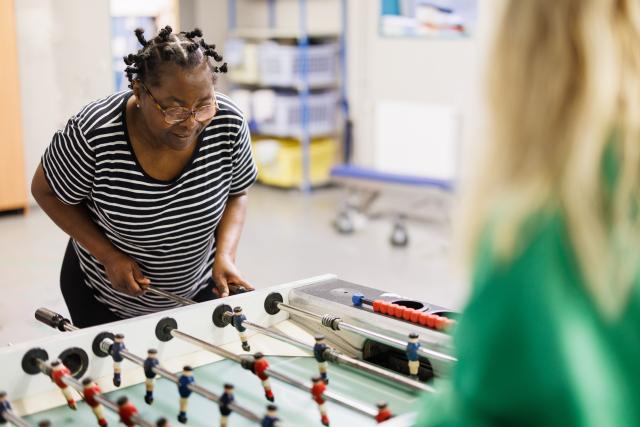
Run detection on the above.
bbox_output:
[212,254,254,297]
[102,251,150,296]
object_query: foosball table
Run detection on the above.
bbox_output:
[0,275,457,427]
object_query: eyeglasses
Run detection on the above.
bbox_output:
[139,82,218,125]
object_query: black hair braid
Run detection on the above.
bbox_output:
[186,43,200,53]
[198,39,213,50]
[123,26,227,89]
[185,28,203,39]
[134,28,148,47]
[157,25,173,42]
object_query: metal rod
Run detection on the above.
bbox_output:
[146,287,196,306]
[267,367,377,418]
[170,329,243,363]
[165,324,378,418]
[128,282,432,396]
[35,360,155,427]
[98,338,262,423]
[234,314,434,393]
[277,302,458,363]
[60,323,76,332]
[334,350,435,392]
[2,411,32,427]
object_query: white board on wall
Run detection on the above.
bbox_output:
[374,101,459,181]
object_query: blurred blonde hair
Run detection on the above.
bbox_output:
[464,0,640,316]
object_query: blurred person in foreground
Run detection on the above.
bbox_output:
[415,0,640,425]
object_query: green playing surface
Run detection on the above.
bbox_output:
[24,356,421,426]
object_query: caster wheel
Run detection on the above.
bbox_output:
[333,212,354,234]
[390,224,409,247]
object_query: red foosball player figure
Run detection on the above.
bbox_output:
[117,396,138,427]
[156,417,171,427]
[375,402,393,423]
[50,360,77,410]
[311,376,330,426]
[144,348,159,404]
[82,377,108,426]
[111,334,126,387]
[261,404,279,427]
[251,353,275,402]
[231,306,251,352]
[313,334,329,384]
[219,383,235,427]
[37,421,52,427]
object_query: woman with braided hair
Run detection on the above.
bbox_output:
[31,26,257,327]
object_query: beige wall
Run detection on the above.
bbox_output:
[15,0,113,204]
[350,0,499,172]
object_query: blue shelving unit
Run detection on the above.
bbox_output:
[227,0,350,192]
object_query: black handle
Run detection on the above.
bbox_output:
[35,307,72,332]
[229,283,249,294]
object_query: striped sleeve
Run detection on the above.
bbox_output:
[229,117,258,195]
[41,116,96,205]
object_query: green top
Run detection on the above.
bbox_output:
[414,213,640,427]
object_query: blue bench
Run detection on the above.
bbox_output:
[330,164,455,246]
[331,164,455,191]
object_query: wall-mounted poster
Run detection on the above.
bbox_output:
[380,0,477,38]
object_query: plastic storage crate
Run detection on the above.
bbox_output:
[252,137,336,188]
[254,91,337,137]
[225,38,259,84]
[258,41,338,87]
[228,42,260,85]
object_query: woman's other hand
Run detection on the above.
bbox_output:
[212,254,254,297]
[102,251,150,296]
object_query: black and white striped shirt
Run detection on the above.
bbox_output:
[42,91,257,318]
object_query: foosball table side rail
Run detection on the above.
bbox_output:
[0,275,333,415]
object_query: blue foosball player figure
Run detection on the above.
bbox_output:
[177,366,195,424]
[111,333,126,387]
[232,306,251,351]
[313,334,329,384]
[144,349,159,404]
[0,391,12,425]
[219,383,234,427]
[406,332,421,380]
[261,404,279,427]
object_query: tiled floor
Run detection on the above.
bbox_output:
[0,185,468,346]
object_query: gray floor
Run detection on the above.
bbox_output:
[0,185,468,346]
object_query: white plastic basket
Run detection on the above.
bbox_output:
[226,38,260,85]
[258,41,338,87]
[254,91,338,138]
